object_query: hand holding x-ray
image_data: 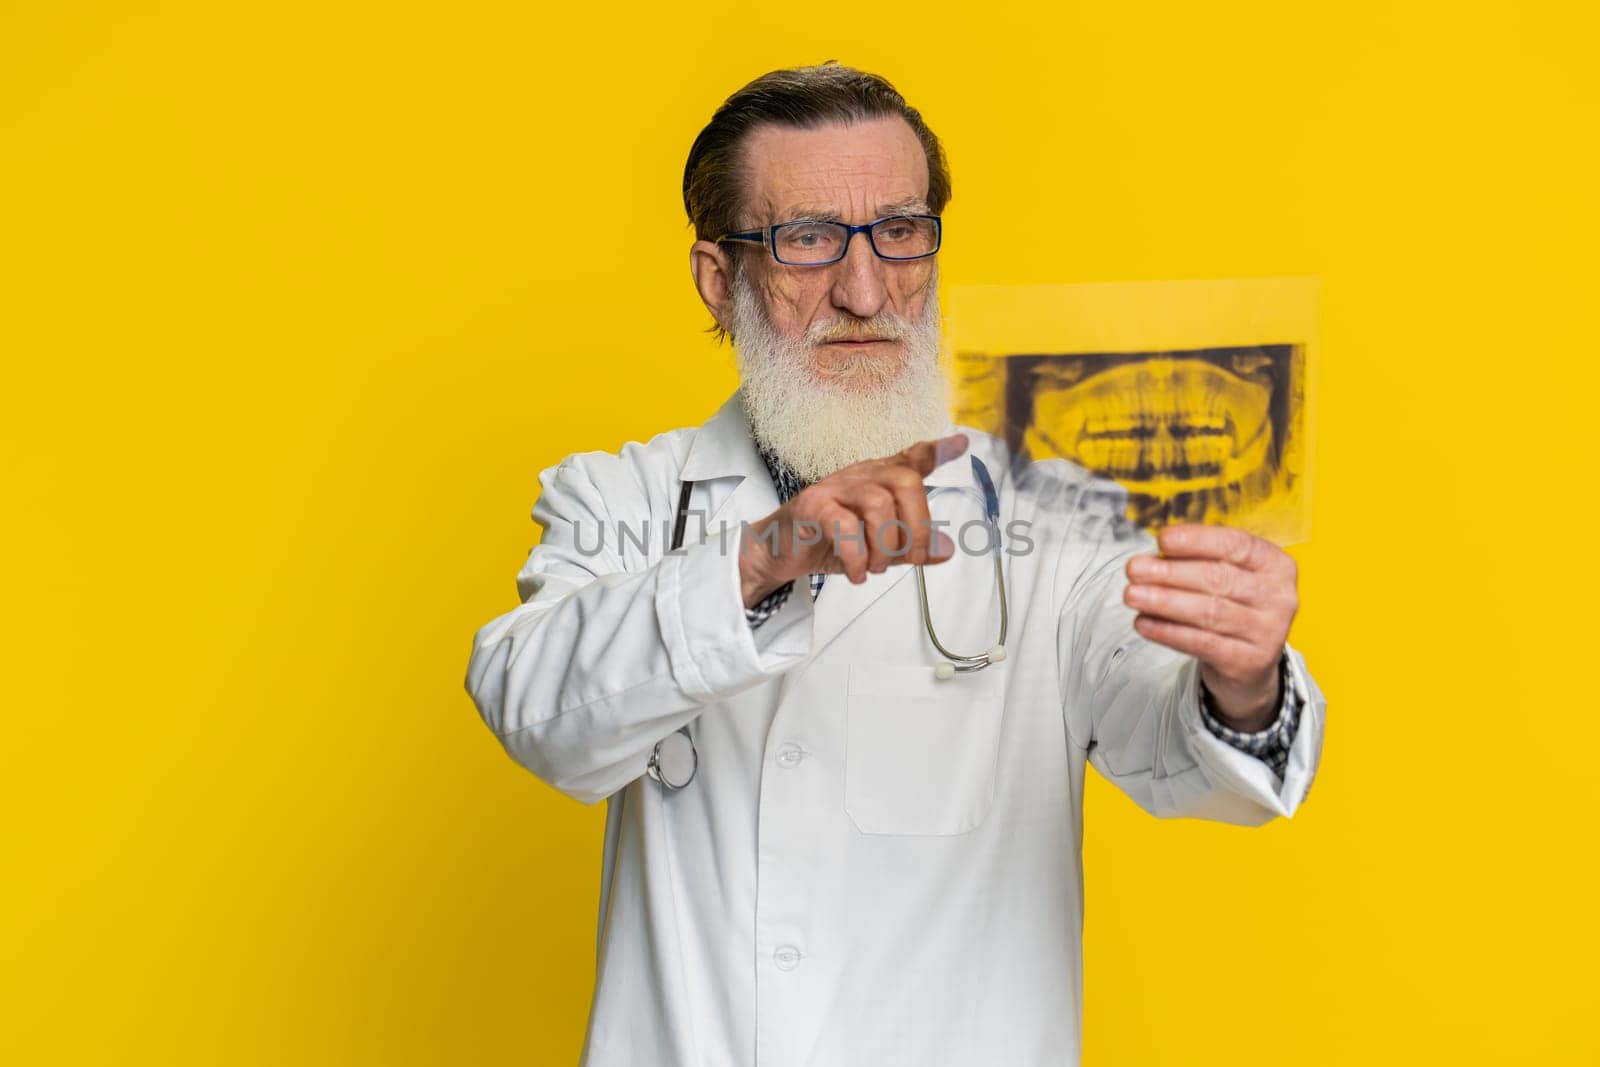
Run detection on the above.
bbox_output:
[946,278,1314,724]
[1122,523,1298,730]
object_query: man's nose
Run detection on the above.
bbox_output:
[828,230,889,320]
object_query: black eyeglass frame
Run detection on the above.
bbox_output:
[716,214,942,266]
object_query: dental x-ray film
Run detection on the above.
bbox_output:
[950,278,1317,545]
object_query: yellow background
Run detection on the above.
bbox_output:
[4,2,1596,1063]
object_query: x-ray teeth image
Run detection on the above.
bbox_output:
[950,279,1317,544]
[1003,345,1299,529]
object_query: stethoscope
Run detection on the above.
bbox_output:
[646,454,1009,790]
[922,454,1009,679]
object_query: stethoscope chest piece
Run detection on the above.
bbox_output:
[646,727,697,789]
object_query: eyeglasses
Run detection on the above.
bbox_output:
[717,214,942,266]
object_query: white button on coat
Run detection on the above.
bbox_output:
[465,391,1327,1067]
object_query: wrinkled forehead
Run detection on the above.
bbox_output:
[737,116,930,228]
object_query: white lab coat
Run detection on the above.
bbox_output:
[464,390,1325,1067]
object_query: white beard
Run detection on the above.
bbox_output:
[729,268,950,485]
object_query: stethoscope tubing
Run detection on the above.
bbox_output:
[914,549,1007,672]
[916,454,1007,672]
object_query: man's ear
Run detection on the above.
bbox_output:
[690,239,736,334]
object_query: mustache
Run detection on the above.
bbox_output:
[806,313,908,344]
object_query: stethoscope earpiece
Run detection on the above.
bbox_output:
[932,644,1007,680]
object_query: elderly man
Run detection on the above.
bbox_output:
[465,62,1324,1067]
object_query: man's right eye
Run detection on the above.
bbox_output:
[781,225,838,248]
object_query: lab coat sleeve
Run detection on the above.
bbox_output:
[1057,519,1326,826]
[464,451,813,805]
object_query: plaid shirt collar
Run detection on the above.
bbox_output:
[756,444,809,504]
[745,444,825,610]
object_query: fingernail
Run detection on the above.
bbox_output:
[936,434,969,463]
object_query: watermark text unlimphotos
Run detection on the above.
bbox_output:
[572,513,1036,559]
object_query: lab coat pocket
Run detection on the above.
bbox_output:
[845,663,1005,836]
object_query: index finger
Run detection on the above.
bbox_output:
[898,433,969,477]
[1154,523,1270,570]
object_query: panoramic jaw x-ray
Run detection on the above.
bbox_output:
[951,278,1317,545]
[1004,344,1299,530]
